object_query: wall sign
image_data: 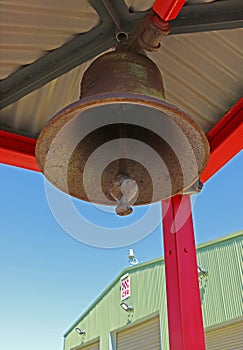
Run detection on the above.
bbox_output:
[121,274,131,301]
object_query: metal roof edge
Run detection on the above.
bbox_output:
[196,230,243,251]
[63,230,243,337]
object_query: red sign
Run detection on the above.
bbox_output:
[121,274,131,301]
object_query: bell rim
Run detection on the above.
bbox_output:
[37,91,210,169]
[36,93,210,204]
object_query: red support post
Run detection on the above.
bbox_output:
[162,195,205,350]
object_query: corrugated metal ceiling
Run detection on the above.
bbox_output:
[0,0,99,78]
[151,28,243,131]
[0,62,90,137]
[0,0,242,138]
[125,0,154,11]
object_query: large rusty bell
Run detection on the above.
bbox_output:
[36,50,210,215]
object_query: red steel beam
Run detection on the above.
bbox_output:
[0,130,39,171]
[201,98,243,182]
[162,195,206,350]
[153,0,186,21]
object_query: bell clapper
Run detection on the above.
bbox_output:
[110,174,139,216]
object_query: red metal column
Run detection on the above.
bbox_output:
[162,195,205,350]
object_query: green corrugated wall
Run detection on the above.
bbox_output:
[197,232,243,329]
[64,260,169,350]
[64,231,243,350]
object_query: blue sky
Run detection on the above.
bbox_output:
[0,151,242,350]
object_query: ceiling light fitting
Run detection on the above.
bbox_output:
[36,10,209,216]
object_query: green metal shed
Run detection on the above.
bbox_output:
[64,231,243,350]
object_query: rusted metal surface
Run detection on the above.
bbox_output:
[137,12,170,51]
[36,51,209,206]
[121,10,170,52]
[80,50,165,100]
